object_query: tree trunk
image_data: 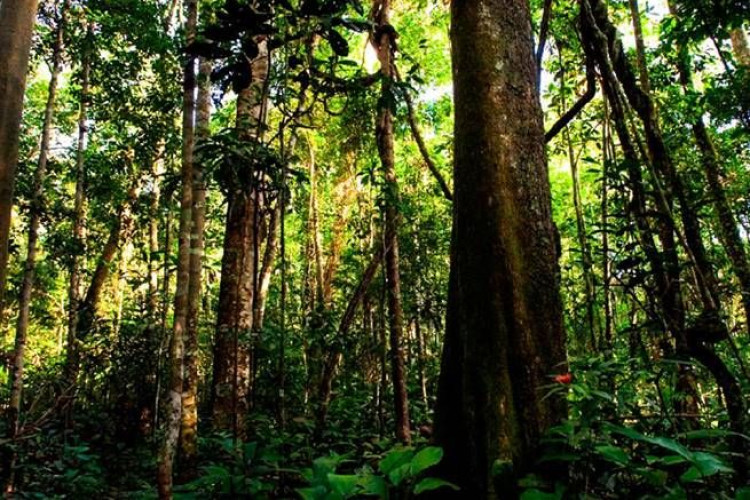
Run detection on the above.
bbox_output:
[7,0,70,441]
[371,0,411,445]
[211,37,268,435]
[433,0,567,494]
[66,25,92,384]
[157,0,196,494]
[627,0,651,94]
[179,57,211,479]
[669,4,750,338]
[0,0,40,310]
[587,0,721,312]
[314,245,384,434]
[253,203,279,330]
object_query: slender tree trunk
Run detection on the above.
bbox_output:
[0,0,40,310]
[601,100,613,349]
[558,55,597,349]
[589,0,720,311]
[314,245,384,434]
[627,0,650,94]
[148,143,164,322]
[157,0,197,494]
[7,0,70,442]
[372,0,411,445]
[75,184,139,355]
[67,26,92,384]
[668,4,750,338]
[179,57,211,479]
[253,203,279,329]
[414,318,428,408]
[433,0,567,494]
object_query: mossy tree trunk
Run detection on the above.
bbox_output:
[433,0,567,495]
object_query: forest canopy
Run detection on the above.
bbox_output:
[0,0,749,497]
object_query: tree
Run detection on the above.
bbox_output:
[157,0,197,495]
[433,0,567,495]
[0,0,41,310]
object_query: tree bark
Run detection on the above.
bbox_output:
[7,0,70,441]
[211,37,269,435]
[433,0,567,495]
[371,0,411,445]
[433,0,567,494]
[669,4,750,339]
[66,24,92,384]
[0,0,40,310]
[179,57,211,479]
[157,0,197,494]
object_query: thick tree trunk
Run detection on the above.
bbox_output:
[0,0,40,309]
[179,57,211,479]
[7,0,70,441]
[157,0,197,495]
[433,0,567,494]
[372,0,411,445]
[211,38,268,435]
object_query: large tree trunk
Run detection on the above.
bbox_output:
[7,0,70,441]
[179,57,211,478]
[371,0,411,445]
[432,0,567,494]
[0,0,40,310]
[211,38,269,435]
[157,0,197,495]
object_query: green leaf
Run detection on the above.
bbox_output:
[735,486,750,499]
[520,488,563,500]
[379,447,414,474]
[327,473,360,497]
[414,477,459,495]
[595,445,630,466]
[297,485,327,500]
[680,466,703,483]
[410,447,443,476]
[388,462,412,486]
[358,474,388,497]
[692,451,733,477]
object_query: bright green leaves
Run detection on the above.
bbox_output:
[298,446,457,499]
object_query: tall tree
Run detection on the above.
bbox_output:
[66,21,92,384]
[0,0,41,309]
[157,0,197,494]
[211,37,269,435]
[371,0,411,445]
[179,57,212,478]
[7,0,71,442]
[433,0,567,495]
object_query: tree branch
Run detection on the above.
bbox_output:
[545,59,596,143]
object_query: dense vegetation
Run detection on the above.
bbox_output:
[0,0,749,497]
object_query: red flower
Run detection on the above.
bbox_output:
[554,373,573,385]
